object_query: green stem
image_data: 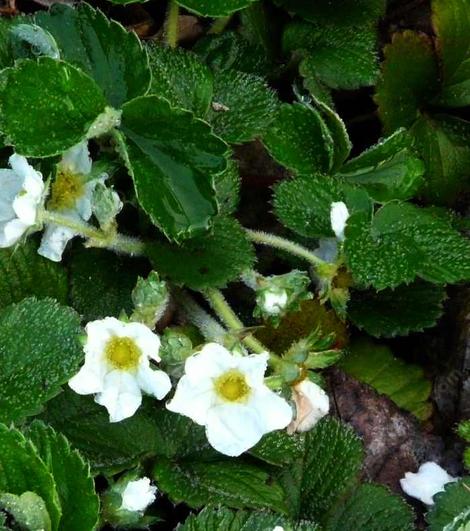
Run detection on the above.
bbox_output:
[166,0,180,48]
[208,15,231,35]
[41,211,145,256]
[245,229,327,269]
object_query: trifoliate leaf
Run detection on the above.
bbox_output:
[344,202,470,289]
[0,424,61,531]
[348,281,446,338]
[338,129,425,202]
[207,69,279,144]
[70,247,147,322]
[275,418,363,521]
[0,57,106,157]
[214,159,241,215]
[263,103,333,175]
[273,175,342,238]
[433,0,470,107]
[411,114,470,205]
[0,241,68,310]
[148,217,255,289]
[339,338,432,420]
[375,31,439,134]
[147,43,213,117]
[176,0,257,17]
[0,298,82,424]
[325,483,414,531]
[426,477,470,531]
[0,492,51,531]
[121,95,228,240]
[35,3,150,107]
[27,422,99,531]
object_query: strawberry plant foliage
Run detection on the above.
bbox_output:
[0,0,469,529]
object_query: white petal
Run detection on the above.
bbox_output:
[0,219,28,247]
[124,322,161,362]
[60,141,92,176]
[288,380,329,434]
[9,154,44,199]
[95,370,142,422]
[84,317,122,359]
[12,192,39,226]
[313,238,338,264]
[0,170,23,220]
[38,223,76,262]
[236,352,269,387]
[249,387,293,432]
[205,404,266,456]
[184,343,235,384]
[330,201,350,242]
[400,462,458,505]
[166,375,215,426]
[68,362,105,395]
[137,364,172,400]
[120,478,157,512]
[261,291,288,315]
[76,177,105,220]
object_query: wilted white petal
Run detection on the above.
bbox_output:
[60,141,92,176]
[38,223,76,262]
[330,201,350,241]
[400,462,458,505]
[288,380,329,434]
[120,478,157,513]
[0,219,29,248]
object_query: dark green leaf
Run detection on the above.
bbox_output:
[0,57,106,157]
[427,477,470,531]
[147,217,255,289]
[176,0,258,17]
[36,3,150,107]
[214,159,241,215]
[0,298,82,424]
[0,492,51,531]
[339,338,432,420]
[251,431,304,466]
[121,95,228,240]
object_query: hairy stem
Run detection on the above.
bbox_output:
[166,0,180,48]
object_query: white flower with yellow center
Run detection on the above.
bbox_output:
[0,154,44,248]
[69,317,172,422]
[167,343,293,456]
[120,477,157,513]
[288,379,330,434]
[38,141,110,262]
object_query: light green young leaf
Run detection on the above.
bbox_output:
[121,95,228,240]
[35,3,151,107]
[263,103,333,175]
[427,477,470,531]
[0,424,61,531]
[26,422,99,531]
[148,217,255,289]
[0,492,51,531]
[0,241,68,310]
[0,298,83,424]
[147,43,213,117]
[207,69,279,144]
[176,0,258,17]
[0,57,107,157]
[375,31,439,134]
[348,281,446,338]
[340,338,432,420]
[325,483,414,531]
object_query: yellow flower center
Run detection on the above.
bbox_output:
[105,337,141,371]
[48,170,84,211]
[214,370,251,402]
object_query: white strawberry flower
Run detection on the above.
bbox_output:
[120,477,157,513]
[400,462,458,505]
[167,343,293,457]
[260,290,289,316]
[38,141,111,262]
[288,379,330,434]
[330,201,350,242]
[69,317,172,422]
[0,154,44,248]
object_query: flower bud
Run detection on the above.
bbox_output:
[92,182,123,232]
[130,272,169,329]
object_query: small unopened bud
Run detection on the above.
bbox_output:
[130,272,169,329]
[92,182,123,231]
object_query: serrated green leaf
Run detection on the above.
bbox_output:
[411,114,470,205]
[207,69,278,144]
[70,247,147,322]
[433,0,470,107]
[284,19,380,90]
[375,31,439,134]
[147,217,255,289]
[0,241,67,310]
[121,95,228,240]
[427,477,470,531]
[35,3,150,107]
[154,458,287,513]
[344,202,470,289]
[176,0,257,17]
[10,23,60,60]
[263,103,333,174]
[27,422,99,531]
[273,175,342,238]
[0,424,61,531]
[339,338,432,420]
[0,491,51,531]
[179,506,302,531]
[214,159,241,215]
[0,17,14,68]
[348,281,446,338]
[298,63,334,107]
[0,298,82,424]
[251,431,305,466]
[325,483,414,531]
[0,57,106,157]
[147,43,213,117]
[275,418,363,521]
